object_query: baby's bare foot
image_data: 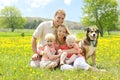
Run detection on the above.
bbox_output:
[65,60,70,64]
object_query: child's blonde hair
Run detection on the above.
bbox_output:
[45,33,55,41]
[66,35,76,42]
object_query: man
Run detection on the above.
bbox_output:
[30,9,66,68]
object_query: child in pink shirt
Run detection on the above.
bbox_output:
[39,33,61,69]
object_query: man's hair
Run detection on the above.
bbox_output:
[54,9,66,17]
[45,33,55,41]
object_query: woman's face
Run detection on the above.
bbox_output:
[57,27,67,39]
[53,13,65,27]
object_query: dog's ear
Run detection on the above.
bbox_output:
[84,27,91,32]
[96,29,99,33]
[86,28,91,32]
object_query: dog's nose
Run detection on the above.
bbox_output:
[93,34,96,37]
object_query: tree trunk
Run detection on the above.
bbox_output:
[99,29,103,37]
[95,12,104,37]
[107,30,111,35]
[11,27,14,32]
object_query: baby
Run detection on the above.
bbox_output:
[59,35,81,65]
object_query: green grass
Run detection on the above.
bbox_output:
[0,30,120,80]
[0,29,34,37]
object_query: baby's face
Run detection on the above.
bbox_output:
[66,39,75,48]
[46,39,54,47]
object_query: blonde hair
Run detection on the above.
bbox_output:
[66,35,76,42]
[54,9,66,17]
[59,25,70,35]
[45,33,55,41]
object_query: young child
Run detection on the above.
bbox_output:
[39,33,61,69]
[59,35,81,65]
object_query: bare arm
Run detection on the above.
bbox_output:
[48,52,60,60]
[44,47,60,60]
[31,37,38,54]
[62,48,77,54]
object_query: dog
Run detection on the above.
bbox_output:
[78,27,99,67]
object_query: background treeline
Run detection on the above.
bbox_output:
[24,16,120,31]
[24,17,83,30]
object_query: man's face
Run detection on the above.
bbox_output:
[53,13,65,26]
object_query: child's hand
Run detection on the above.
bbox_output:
[58,49,62,53]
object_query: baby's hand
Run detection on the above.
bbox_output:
[58,49,62,53]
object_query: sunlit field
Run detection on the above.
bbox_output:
[0,30,120,80]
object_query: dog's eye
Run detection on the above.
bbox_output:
[95,31,98,33]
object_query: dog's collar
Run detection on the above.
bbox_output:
[90,40,96,47]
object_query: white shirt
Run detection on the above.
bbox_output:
[33,21,57,46]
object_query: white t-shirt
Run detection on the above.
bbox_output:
[33,21,57,46]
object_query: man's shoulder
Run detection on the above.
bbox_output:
[42,21,53,24]
[40,21,53,27]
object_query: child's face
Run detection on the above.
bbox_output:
[46,39,54,47]
[66,39,75,48]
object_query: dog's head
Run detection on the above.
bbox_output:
[86,28,99,41]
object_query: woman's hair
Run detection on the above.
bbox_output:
[54,9,66,17]
[59,25,70,35]
[45,33,55,41]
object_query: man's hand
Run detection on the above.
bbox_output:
[32,53,39,60]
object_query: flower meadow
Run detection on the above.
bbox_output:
[0,32,120,80]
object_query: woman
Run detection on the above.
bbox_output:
[55,25,77,70]
[56,25,101,71]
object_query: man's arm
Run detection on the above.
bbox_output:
[31,37,38,54]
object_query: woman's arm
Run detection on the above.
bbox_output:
[62,48,77,54]
[62,44,81,54]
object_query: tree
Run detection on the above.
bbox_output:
[82,0,119,36]
[0,6,26,32]
[24,19,43,29]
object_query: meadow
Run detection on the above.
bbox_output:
[0,29,120,80]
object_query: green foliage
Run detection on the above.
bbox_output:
[0,6,27,32]
[24,20,43,29]
[82,0,119,36]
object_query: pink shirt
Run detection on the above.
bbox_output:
[41,45,56,61]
